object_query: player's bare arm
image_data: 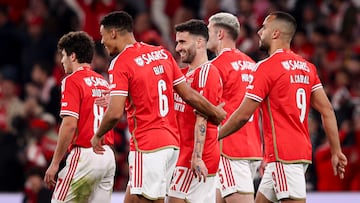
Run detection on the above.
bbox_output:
[310,88,348,179]
[44,116,77,188]
[91,95,126,154]
[191,115,208,182]
[219,97,259,140]
[174,82,226,125]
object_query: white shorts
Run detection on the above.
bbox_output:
[168,166,216,203]
[52,145,116,203]
[217,156,261,197]
[258,162,308,202]
[127,148,179,200]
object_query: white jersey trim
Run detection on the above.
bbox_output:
[174,75,186,86]
[311,83,323,92]
[245,93,263,102]
[60,110,79,119]
[110,90,128,96]
[199,63,210,88]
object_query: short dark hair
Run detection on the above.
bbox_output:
[100,11,133,32]
[270,11,297,38]
[175,19,209,41]
[57,31,94,63]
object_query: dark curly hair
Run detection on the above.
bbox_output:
[57,31,95,63]
[174,19,209,41]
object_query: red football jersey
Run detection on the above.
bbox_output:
[60,67,114,149]
[108,42,185,151]
[211,48,263,159]
[246,49,322,163]
[174,62,223,174]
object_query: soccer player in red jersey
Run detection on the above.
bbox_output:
[44,31,116,203]
[167,19,223,203]
[219,11,348,203]
[90,11,226,203]
[207,12,263,203]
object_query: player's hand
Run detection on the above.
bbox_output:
[91,135,105,154]
[332,151,347,179]
[191,158,208,182]
[95,90,110,107]
[44,163,59,189]
[209,102,226,125]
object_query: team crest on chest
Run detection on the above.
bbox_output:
[134,56,144,66]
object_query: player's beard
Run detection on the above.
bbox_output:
[109,47,120,57]
[181,47,196,64]
[259,39,270,53]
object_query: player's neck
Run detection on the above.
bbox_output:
[73,63,91,72]
[188,53,208,71]
[118,33,137,52]
[268,42,290,55]
[217,39,236,55]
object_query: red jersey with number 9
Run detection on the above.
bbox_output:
[246,49,322,163]
[60,66,114,149]
[108,42,185,152]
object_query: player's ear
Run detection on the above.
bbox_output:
[218,29,225,40]
[111,28,117,39]
[273,29,281,39]
[70,52,77,62]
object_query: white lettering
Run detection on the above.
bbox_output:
[92,89,103,97]
[153,65,164,75]
[282,60,310,72]
[141,49,168,64]
[230,60,256,71]
[174,102,185,112]
[290,74,309,84]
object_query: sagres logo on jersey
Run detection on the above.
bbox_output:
[84,77,92,86]
[134,56,144,66]
[281,61,291,70]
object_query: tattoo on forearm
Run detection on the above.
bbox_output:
[200,124,206,135]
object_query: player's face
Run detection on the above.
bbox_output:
[175,31,197,64]
[257,15,274,52]
[100,25,119,57]
[207,21,219,52]
[60,49,73,74]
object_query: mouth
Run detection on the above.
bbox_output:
[178,51,186,58]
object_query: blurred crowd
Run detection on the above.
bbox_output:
[0,0,359,199]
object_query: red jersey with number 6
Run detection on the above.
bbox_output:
[108,42,185,152]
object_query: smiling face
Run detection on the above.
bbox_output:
[100,25,119,57]
[175,31,197,64]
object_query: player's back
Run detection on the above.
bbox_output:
[61,67,114,149]
[212,48,262,159]
[248,49,322,162]
[110,42,183,151]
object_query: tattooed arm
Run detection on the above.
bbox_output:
[191,114,208,182]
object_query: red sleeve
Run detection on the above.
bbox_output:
[60,76,81,118]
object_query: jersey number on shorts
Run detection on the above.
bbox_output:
[93,104,105,133]
[158,79,169,117]
[296,88,306,123]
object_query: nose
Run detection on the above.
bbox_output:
[175,43,181,53]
